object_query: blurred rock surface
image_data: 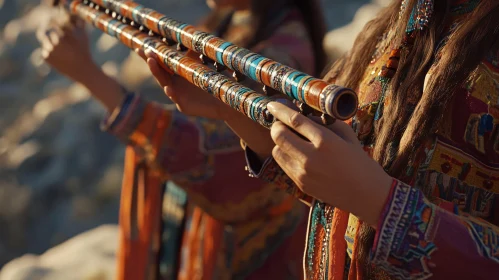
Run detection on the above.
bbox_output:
[324,0,391,61]
[0,0,382,278]
[0,225,118,280]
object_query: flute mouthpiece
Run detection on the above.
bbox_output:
[322,85,358,121]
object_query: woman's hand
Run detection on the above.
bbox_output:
[37,16,99,85]
[267,102,393,228]
[143,50,234,120]
[38,15,125,111]
[142,49,276,157]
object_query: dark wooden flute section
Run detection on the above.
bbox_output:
[80,0,358,120]
[69,0,277,128]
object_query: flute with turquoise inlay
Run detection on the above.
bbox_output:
[47,0,359,128]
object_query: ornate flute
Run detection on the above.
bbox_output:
[48,0,359,128]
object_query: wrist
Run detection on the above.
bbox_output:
[348,162,393,229]
[366,174,394,229]
[77,63,105,90]
[78,64,126,112]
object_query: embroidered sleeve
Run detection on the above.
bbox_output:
[102,93,286,223]
[372,179,499,280]
[245,146,313,205]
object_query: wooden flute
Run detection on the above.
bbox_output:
[47,0,359,128]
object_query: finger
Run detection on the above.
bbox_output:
[135,48,147,61]
[271,121,312,159]
[144,48,159,60]
[304,116,356,140]
[39,35,54,54]
[267,102,332,146]
[36,17,56,44]
[62,13,86,33]
[48,16,66,32]
[45,27,62,45]
[326,120,360,146]
[61,23,74,35]
[37,24,60,45]
[36,26,46,43]
[41,48,51,60]
[69,15,85,28]
[145,49,174,75]
[165,85,183,104]
[147,57,173,87]
[304,112,357,144]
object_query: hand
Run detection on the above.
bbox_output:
[37,15,98,85]
[134,48,275,157]
[267,102,393,227]
[38,15,125,111]
[142,49,234,120]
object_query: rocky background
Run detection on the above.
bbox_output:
[0,0,388,279]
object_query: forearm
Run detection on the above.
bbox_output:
[76,63,125,112]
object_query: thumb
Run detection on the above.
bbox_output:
[147,57,173,88]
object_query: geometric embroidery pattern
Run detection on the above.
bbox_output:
[463,217,499,264]
[372,180,438,280]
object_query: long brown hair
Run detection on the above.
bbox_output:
[201,0,327,76]
[326,0,499,177]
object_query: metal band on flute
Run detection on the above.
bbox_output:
[84,0,359,120]
[69,0,276,128]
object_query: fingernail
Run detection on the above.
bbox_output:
[144,49,154,58]
[267,102,277,112]
[164,86,174,100]
[146,57,155,66]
